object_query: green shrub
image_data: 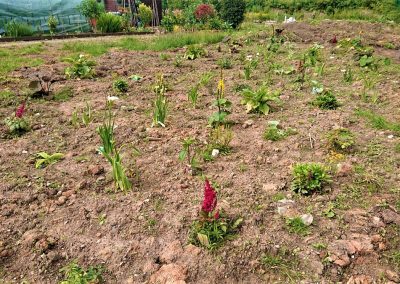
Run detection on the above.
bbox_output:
[97,13,123,33]
[220,0,246,28]
[5,21,34,38]
[184,45,207,60]
[77,0,104,19]
[327,128,355,151]
[161,14,176,32]
[313,90,340,110]
[217,57,232,69]
[138,3,153,26]
[291,163,331,195]
[64,54,96,79]
[47,15,58,34]
[60,261,103,284]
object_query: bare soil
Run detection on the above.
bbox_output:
[1,20,400,283]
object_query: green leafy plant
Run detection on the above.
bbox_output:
[152,75,168,127]
[359,55,377,70]
[291,163,332,195]
[188,85,199,108]
[240,86,281,115]
[77,0,104,20]
[138,3,153,27]
[64,54,96,79]
[35,152,64,169]
[343,66,353,83]
[323,203,336,219]
[313,90,340,110]
[264,121,295,141]
[4,103,30,136]
[326,128,355,151]
[189,180,242,250]
[112,79,129,93]
[286,217,310,236]
[173,55,184,67]
[217,57,232,69]
[47,15,58,34]
[179,137,201,175]
[184,45,207,60]
[243,58,258,80]
[96,13,123,33]
[208,72,232,127]
[82,102,93,126]
[60,261,103,284]
[5,21,34,37]
[97,107,132,192]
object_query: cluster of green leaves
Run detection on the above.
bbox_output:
[4,117,30,136]
[138,3,153,26]
[5,20,34,38]
[184,45,207,60]
[97,13,123,33]
[285,217,310,236]
[35,152,64,169]
[203,125,234,161]
[59,261,103,284]
[189,214,242,250]
[97,108,132,192]
[112,79,129,93]
[326,128,355,151]
[243,58,258,80]
[241,86,281,115]
[217,57,233,69]
[64,54,96,79]
[291,163,332,195]
[71,102,93,128]
[313,90,340,110]
[264,121,296,141]
[77,0,104,19]
[152,75,168,127]
[48,15,58,34]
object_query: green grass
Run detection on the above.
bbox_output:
[285,217,310,236]
[53,87,74,102]
[61,31,226,57]
[0,43,45,75]
[356,109,400,132]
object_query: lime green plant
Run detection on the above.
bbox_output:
[64,54,96,79]
[113,79,129,93]
[326,128,355,151]
[35,152,64,169]
[60,261,103,284]
[152,75,168,127]
[241,86,281,115]
[291,163,331,195]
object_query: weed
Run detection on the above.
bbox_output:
[82,102,93,126]
[291,163,331,195]
[112,79,129,93]
[313,90,340,110]
[286,217,310,235]
[174,55,184,67]
[326,128,355,152]
[312,243,327,250]
[217,57,232,69]
[261,247,302,281]
[323,203,336,218]
[159,53,170,61]
[343,66,353,83]
[179,137,201,175]
[35,152,64,169]
[355,109,400,133]
[59,261,103,284]
[53,87,74,102]
[152,75,168,127]
[243,57,258,80]
[64,54,96,79]
[241,86,281,115]
[187,85,199,108]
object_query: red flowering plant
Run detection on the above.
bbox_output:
[4,102,31,136]
[194,4,215,22]
[189,180,243,250]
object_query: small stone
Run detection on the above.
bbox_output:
[371,216,385,228]
[386,270,400,283]
[242,119,254,129]
[88,165,104,176]
[211,149,219,157]
[56,196,67,206]
[381,209,400,225]
[337,162,353,177]
[301,214,314,226]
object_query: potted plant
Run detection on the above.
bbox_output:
[77,0,105,30]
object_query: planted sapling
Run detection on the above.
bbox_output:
[187,85,199,108]
[189,180,242,250]
[291,163,332,195]
[208,72,232,128]
[64,54,96,79]
[179,137,202,175]
[184,45,206,60]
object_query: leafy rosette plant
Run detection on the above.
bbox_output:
[189,180,242,250]
[4,102,30,136]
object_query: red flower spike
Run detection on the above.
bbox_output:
[214,210,220,220]
[194,4,215,21]
[15,103,26,118]
[201,180,217,214]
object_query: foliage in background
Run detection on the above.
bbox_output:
[5,21,34,38]
[97,13,123,33]
[77,0,105,19]
[219,0,246,28]
[138,3,153,26]
[47,15,58,34]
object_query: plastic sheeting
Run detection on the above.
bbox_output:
[0,0,90,34]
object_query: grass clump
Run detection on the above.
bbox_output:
[264,121,296,141]
[326,128,355,152]
[53,87,74,102]
[217,57,233,69]
[112,79,129,93]
[286,217,310,236]
[97,13,123,33]
[261,247,302,281]
[60,261,103,284]
[355,109,400,133]
[313,90,340,110]
[5,21,34,37]
[291,163,331,195]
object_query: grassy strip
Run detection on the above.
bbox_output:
[356,109,400,132]
[0,43,45,75]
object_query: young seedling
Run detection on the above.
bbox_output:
[208,71,232,128]
[326,128,355,152]
[152,75,168,127]
[35,152,64,169]
[112,79,129,93]
[241,86,281,115]
[4,103,30,136]
[82,102,93,126]
[59,261,103,284]
[64,54,96,79]
[243,58,258,80]
[291,163,332,195]
[188,85,199,108]
[178,137,201,175]
[313,90,340,110]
